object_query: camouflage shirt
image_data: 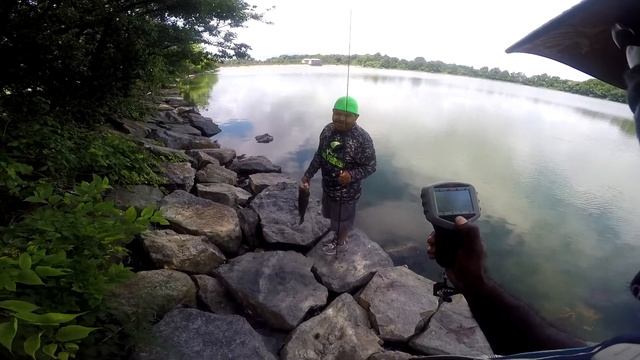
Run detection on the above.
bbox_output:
[304,123,376,201]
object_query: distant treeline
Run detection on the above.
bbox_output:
[226,53,627,103]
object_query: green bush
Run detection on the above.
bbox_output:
[0,176,168,359]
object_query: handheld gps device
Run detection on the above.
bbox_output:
[421,182,481,268]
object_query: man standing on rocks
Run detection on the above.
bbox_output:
[301,96,376,255]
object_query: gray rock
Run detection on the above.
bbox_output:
[307,229,394,293]
[356,266,439,342]
[158,122,203,136]
[150,128,219,150]
[195,163,237,185]
[255,133,274,143]
[368,351,419,360]
[107,185,164,210]
[250,182,329,247]
[160,162,196,192]
[142,229,225,274]
[229,156,281,175]
[249,172,296,194]
[184,112,222,137]
[193,275,236,314]
[201,148,236,165]
[158,103,175,111]
[152,110,185,124]
[197,183,251,207]
[142,143,191,162]
[163,97,191,108]
[160,190,242,254]
[113,118,157,138]
[186,149,220,170]
[238,207,260,248]
[282,293,382,360]
[176,106,197,115]
[216,251,328,330]
[409,295,493,357]
[256,328,288,358]
[106,269,196,325]
[135,308,276,360]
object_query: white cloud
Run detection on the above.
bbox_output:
[237,0,592,80]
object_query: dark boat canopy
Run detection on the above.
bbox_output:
[506,0,640,89]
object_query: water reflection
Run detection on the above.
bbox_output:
[193,65,640,341]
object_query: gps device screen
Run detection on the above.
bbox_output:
[434,188,474,215]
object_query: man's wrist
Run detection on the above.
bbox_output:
[459,273,492,298]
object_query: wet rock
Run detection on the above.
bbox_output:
[135,308,276,360]
[107,185,164,210]
[150,128,219,150]
[158,122,202,136]
[238,207,260,248]
[160,190,242,254]
[250,182,329,247]
[163,97,191,108]
[201,148,236,165]
[307,229,394,293]
[255,133,274,143]
[249,172,296,194]
[281,293,382,360]
[368,351,419,360]
[193,275,236,314]
[409,295,493,357]
[186,149,220,170]
[106,269,196,325]
[142,229,225,274]
[195,163,237,185]
[216,251,328,330]
[197,183,251,207]
[183,112,222,137]
[160,162,196,192]
[229,155,281,175]
[158,103,175,111]
[356,266,439,342]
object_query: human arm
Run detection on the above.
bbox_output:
[347,131,376,182]
[427,217,586,355]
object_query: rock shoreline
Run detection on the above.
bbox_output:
[107,91,493,359]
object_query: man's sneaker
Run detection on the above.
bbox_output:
[322,240,338,255]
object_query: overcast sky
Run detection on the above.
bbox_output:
[236,0,591,80]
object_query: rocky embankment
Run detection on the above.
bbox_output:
[106,89,494,359]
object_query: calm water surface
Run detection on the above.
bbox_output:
[187,65,640,341]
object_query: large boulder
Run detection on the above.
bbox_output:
[196,164,237,185]
[197,183,251,207]
[135,308,276,360]
[255,133,274,143]
[409,295,493,357]
[356,266,439,342]
[142,229,225,274]
[307,229,394,293]
[193,275,237,314]
[107,185,164,210]
[150,128,219,150]
[142,143,191,162]
[237,207,260,248]
[160,162,196,192]
[249,172,296,194]
[160,190,242,254]
[281,294,382,360]
[186,149,220,170]
[250,182,329,247]
[368,351,419,360]
[157,122,203,136]
[163,97,191,108]
[106,269,196,325]
[216,251,328,330]
[158,103,175,111]
[201,148,236,165]
[112,118,157,138]
[183,112,222,137]
[229,156,281,175]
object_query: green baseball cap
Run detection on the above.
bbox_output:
[333,96,359,115]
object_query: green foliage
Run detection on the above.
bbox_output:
[180,72,220,107]
[241,53,628,103]
[0,176,167,359]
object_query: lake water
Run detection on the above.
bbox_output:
[186,65,640,341]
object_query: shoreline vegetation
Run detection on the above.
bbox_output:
[225,53,628,103]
